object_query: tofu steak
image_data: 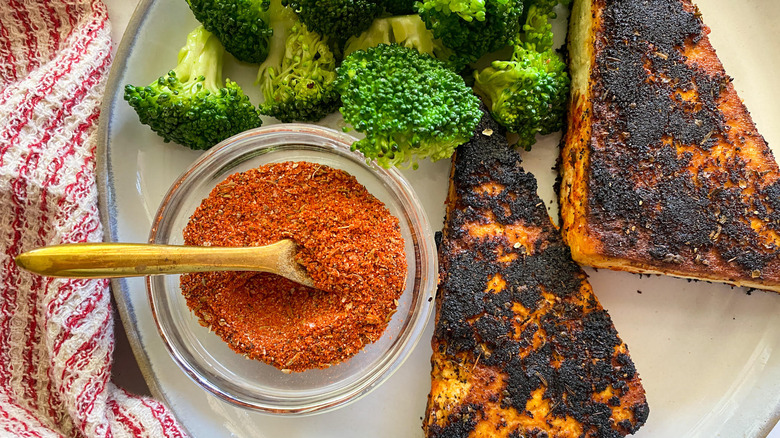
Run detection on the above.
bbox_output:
[561,0,780,291]
[424,112,648,438]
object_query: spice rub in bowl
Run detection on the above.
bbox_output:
[181,161,407,372]
[147,123,436,414]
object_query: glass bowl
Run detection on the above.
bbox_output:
[146,124,437,415]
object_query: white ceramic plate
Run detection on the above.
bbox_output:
[97,1,780,436]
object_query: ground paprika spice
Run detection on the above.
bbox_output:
[180,161,407,372]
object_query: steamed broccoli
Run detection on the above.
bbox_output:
[521,0,568,51]
[124,26,262,150]
[281,0,384,43]
[335,44,481,168]
[473,46,569,148]
[382,0,418,15]
[472,0,570,149]
[257,16,340,122]
[343,14,461,68]
[417,0,524,63]
[186,0,274,64]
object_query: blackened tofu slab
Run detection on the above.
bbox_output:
[561,0,780,291]
[423,112,648,438]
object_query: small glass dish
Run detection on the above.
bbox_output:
[146,124,437,415]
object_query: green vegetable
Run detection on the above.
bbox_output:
[343,14,462,68]
[335,44,481,168]
[417,0,524,63]
[257,15,340,122]
[123,26,262,150]
[186,0,274,64]
[281,0,384,43]
[521,0,569,51]
[473,0,570,149]
[382,0,418,15]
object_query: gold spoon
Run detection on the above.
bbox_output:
[14,239,314,287]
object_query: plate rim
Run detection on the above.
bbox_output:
[96,0,192,433]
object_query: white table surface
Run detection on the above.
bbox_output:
[101,0,780,435]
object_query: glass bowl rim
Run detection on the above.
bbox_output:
[145,123,438,415]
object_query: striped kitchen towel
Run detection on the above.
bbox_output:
[0,0,185,436]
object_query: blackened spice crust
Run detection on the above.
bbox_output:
[424,110,648,437]
[585,0,780,281]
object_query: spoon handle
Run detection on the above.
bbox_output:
[14,240,299,279]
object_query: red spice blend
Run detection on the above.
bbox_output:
[180,161,407,372]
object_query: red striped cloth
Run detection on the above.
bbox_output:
[0,0,186,436]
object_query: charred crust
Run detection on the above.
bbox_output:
[430,108,648,436]
[631,400,651,429]
[425,403,482,438]
[586,0,780,278]
[451,113,551,233]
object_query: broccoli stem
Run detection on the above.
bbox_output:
[173,27,224,93]
[255,0,297,89]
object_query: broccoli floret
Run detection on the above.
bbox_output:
[124,26,262,150]
[344,15,462,67]
[421,0,486,21]
[522,4,555,51]
[186,0,274,64]
[282,0,384,43]
[335,44,482,168]
[473,1,569,149]
[521,1,567,51]
[473,46,569,148]
[382,0,418,15]
[257,16,340,122]
[417,0,524,63]
[523,0,562,13]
